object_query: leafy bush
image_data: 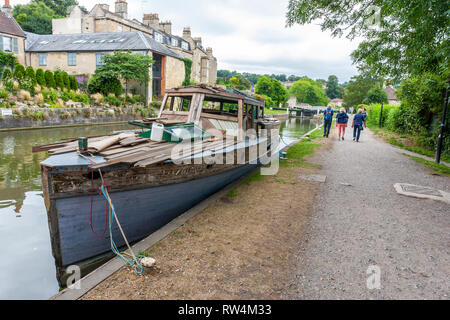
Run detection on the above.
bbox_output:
[44,70,56,89]
[2,68,12,81]
[87,75,122,96]
[0,88,8,99]
[105,96,122,107]
[42,90,58,104]
[36,68,46,87]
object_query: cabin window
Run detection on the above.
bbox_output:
[96,53,105,67]
[118,26,123,32]
[2,36,12,52]
[68,52,77,66]
[39,53,47,66]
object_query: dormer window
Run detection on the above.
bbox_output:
[154,33,164,43]
[181,41,189,51]
[171,38,179,47]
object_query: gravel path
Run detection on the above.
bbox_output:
[286,124,449,300]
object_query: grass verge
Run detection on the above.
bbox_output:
[367,123,450,163]
[404,154,450,176]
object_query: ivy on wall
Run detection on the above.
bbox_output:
[182,58,193,86]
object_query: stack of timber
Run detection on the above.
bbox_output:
[33,133,236,169]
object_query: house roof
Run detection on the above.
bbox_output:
[24,31,184,59]
[0,12,26,38]
[385,86,398,101]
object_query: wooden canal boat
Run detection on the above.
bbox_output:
[34,85,280,282]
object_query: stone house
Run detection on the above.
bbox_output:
[384,86,401,106]
[25,31,185,102]
[0,1,26,65]
[51,1,217,85]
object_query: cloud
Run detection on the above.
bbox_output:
[15,0,361,81]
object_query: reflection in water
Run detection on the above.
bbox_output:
[0,119,314,299]
[0,123,134,300]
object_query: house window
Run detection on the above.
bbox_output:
[68,52,77,66]
[118,26,123,32]
[171,38,178,47]
[181,41,189,51]
[39,53,47,66]
[154,32,164,43]
[13,38,18,54]
[86,22,90,30]
[2,36,12,52]
[96,53,105,67]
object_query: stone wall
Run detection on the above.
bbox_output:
[0,106,153,130]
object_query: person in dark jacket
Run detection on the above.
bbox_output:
[336,108,349,141]
[352,109,367,142]
[323,105,334,138]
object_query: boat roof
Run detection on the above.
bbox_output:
[166,85,265,107]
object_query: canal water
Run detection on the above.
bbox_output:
[0,118,317,300]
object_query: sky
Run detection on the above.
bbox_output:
[14,0,361,82]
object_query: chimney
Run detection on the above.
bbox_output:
[183,27,191,40]
[143,13,160,29]
[193,37,202,46]
[99,4,110,11]
[2,0,12,17]
[115,0,128,19]
[159,21,172,34]
[206,47,213,57]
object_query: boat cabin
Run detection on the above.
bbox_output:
[151,85,267,141]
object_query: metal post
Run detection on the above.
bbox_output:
[379,103,384,127]
[435,85,449,164]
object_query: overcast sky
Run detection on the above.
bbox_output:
[16,0,361,82]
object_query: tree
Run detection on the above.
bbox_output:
[255,76,273,97]
[36,68,46,87]
[95,51,154,95]
[286,0,449,80]
[62,71,70,90]
[25,66,37,86]
[13,64,25,81]
[40,0,79,17]
[342,76,380,108]
[326,75,342,99]
[69,75,78,91]
[363,87,388,105]
[13,1,63,35]
[289,78,329,106]
[44,70,56,88]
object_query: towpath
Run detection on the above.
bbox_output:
[285,125,449,299]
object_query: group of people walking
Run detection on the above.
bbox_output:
[323,106,367,142]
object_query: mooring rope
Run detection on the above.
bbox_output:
[78,152,143,274]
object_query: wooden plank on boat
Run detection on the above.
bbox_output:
[87,133,135,153]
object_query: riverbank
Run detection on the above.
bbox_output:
[81,128,328,300]
[0,106,154,131]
